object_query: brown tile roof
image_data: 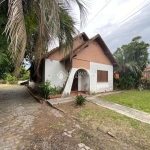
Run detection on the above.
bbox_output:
[44,32,89,59]
[44,33,119,68]
[61,34,119,67]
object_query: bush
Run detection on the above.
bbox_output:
[2,80,6,84]
[39,80,51,99]
[75,94,86,106]
[138,84,145,91]
[146,80,150,89]
[20,71,30,80]
[19,66,30,80]
[0,80,6,84]
[116,76,134,90]
[50,86,59,95]
[7,74,16,84]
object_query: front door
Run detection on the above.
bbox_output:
[71,74,78,91]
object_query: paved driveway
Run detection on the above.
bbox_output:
[0,85,87,150]
[0,85,50,150]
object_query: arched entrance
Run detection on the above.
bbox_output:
[71,69,90,93]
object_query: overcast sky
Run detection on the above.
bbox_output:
[80,0,150,53]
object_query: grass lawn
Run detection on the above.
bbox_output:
[56,101,150,149]
[101,90,150,113]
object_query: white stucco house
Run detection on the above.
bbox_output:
[30,32,119,97]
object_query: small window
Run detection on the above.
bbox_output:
[97,70,108,82]
[65,58,72,70]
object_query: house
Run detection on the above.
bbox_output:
[29,32,119,97]
[143,66,150,79]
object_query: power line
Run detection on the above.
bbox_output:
[109,0,147,27]
[83,0,112,29]
[103,1,150,35]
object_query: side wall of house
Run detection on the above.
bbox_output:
[90,62,113,93]
[73,41,112,65]
[72,40,114,93]
[45,59,68,88]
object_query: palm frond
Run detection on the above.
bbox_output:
[1,0,89,77]
[4,0,27,76]
[60,0,89,27]
[58,6,77,53]
[0,0,5,4]
[125,61,141,76]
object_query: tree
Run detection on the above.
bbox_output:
[0,0,88,77]
[0,1,14,79]
[113,36,150,88]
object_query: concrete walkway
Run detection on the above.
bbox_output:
[87,96,150,124]
[47,91,122,105]
[47,96,75,105]
[48,92,150,125]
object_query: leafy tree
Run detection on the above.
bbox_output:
[0,0,88,77]
[18,66,30,80]
[0,1,14,79]
[114,36,150,88]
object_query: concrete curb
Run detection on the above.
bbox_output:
[25,86,46,104]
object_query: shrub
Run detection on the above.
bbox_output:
[7,74,16,84]
[19,66,30,80]
[50,86,59,95]
[116,76,134,90]
[138,84,145,91]
[146,80,150,89]
[39,80,51,99]
[49,86,63,95]
[2,80,6,84]
[20,71,30,80]
[75,94,86,106]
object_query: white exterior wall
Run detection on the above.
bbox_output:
[45,60,113,96]
[45,59,68,88]
[80,74,89,91]
[62,68,77,97]
[78,74,82,91]
[62,68,90,97]
[90,62,113,93]
[78,73,89,91]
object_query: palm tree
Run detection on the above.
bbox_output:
[113,47,141,78]
[0,0,88,77]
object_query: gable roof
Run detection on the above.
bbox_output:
[94,34,119,67]
[44,32,89,59]
[45,33,119,68]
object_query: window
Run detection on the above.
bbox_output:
[65,58,72,70]
[97,70,108,82]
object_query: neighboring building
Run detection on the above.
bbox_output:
[30,32,119,97]
[143,66,150,79]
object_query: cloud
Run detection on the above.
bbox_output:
[81,0,150,53]
[102,5,150,53]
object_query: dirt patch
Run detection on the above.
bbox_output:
[54,101,150,150]
[27,105,83,150]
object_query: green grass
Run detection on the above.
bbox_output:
[101,90,150,113]
[77,103,150,137]
[57,101,150,149]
